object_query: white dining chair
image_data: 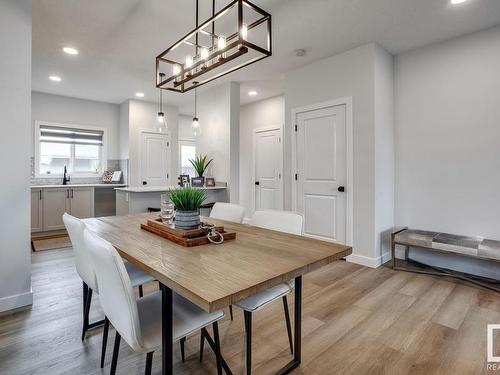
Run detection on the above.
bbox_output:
[63,213,155,368]
[83,229,226,375]
[235,210,303,375]
[209,202,245,320]
[209,202,245,224]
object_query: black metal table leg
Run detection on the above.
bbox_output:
[160,283,173,375]
[275,276,302,375]
[201,327,233,375]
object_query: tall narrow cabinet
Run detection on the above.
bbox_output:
[31,188,43,233]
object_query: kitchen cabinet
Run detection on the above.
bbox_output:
[42,188,70,231]
[31,188,43,233]
[33,187,95,232]
[69,187,94,219]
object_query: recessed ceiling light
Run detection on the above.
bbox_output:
[294,49,307,57]
[248,91,258,96]
[49,75,62,82]
[62,47,78,55]
[135,92,145,98]
[450,0,468,4]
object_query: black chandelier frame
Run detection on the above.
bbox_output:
[155,0,272,93]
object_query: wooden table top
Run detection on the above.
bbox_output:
[84,213,352,312]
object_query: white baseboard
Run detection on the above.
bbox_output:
[242,217,252,224]
[0,290,33,313]
[381,251,392,264]
[347,251,392,269]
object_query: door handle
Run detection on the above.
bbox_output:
[338,186,345,192]
[255,181,260,186]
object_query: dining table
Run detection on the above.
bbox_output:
[84,212,352,375]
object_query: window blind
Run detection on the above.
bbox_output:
[40,125,103,146]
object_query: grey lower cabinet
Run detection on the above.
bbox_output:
[32,187,95,233]
[42,188,70,231]
[69,187,95,220]
[31,189,43,233]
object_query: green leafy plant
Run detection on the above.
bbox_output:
[169,187,206,212]
[189,154,213,177]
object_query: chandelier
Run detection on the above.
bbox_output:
[155,0,272,93]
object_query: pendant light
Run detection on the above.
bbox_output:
[192,83,200,137]
[155,0,272,93]
[157,73,167,131]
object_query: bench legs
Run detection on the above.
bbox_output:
[391,229,500,293]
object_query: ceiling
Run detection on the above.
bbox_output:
[33,0,500,114]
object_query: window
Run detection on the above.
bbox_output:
[36,122,105,176]
[179,140,196,177]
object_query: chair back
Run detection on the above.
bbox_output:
[210,202,245,224]
[83,229,143,352]
[63,213,98,291]
[250,210,304,235]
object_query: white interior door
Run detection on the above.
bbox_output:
[140,132,169,186]
[295,104,346,243]
[254,128,283,211]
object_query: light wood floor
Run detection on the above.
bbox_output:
[1,248,499,375]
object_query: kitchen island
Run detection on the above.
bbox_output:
[115,185,228,215]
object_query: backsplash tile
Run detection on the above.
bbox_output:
[30,158,129,185]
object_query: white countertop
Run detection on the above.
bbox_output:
[31,184,127,189]
[115,185,227,193]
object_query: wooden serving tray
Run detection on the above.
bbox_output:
[140,218,236,247]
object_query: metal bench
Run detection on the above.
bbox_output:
[391,227,500,292]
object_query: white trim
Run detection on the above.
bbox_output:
[0,290,33,313]
[252,125,284,212]
[291,97,354,248]
[34,120,108,178]
[346,251,391,269]
[138,129,171,186]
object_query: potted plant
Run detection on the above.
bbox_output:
[169,187,206,230]
[189,154,213,186]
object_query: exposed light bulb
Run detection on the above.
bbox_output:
[217,35,226,50]
[157,112,165,123]
[185,55,193,68]
[217,35,227,60]
[49,75,62,82]
[172,64,181,76]
[450,0,468,4]
[241,23,248,40]
[192,117,201,136]
[201,48,209,60]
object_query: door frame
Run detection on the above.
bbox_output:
[291,97,353,246]
[252,125,284,212]
[138,130,171,186]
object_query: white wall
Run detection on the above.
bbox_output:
[122,100,179,187]
[239,95,284,218]
[374,46,395,261]
[119,100,129,160]
[178,115,195,141]
[0,0,33,312]
[286,43,388,266]
[32,91,121,159]
[196,82,240,202]
[395,25,500,240]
